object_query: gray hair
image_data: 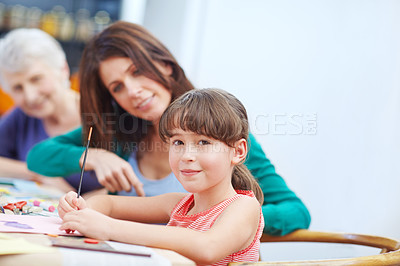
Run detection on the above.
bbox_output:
[0,28,67,90]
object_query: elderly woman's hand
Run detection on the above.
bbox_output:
[30,173,76,193]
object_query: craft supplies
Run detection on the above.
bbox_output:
[33,200,56,212]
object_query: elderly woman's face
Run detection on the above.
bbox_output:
[3,60,67,118]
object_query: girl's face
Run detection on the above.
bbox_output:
[99,57,172,123]
[3,60,68,118]
[168,128,241,194]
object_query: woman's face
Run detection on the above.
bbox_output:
[3,60,68,118]
[99,57,172,123]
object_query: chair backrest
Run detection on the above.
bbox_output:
[229,229,400,266]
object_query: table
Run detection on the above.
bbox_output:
[0,178,195,266]
[0,233,195,266]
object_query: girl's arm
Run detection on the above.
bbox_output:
[86,193,186,223]
[246,133,311,236]
[60,195,261,265]
[59,192,186,223]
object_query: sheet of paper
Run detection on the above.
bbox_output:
[0,214,81,236]
[50,237,153,257]
[59,246,171,266]
[0,177,63,199]
[0,233,54,255]
[107,241,155,256]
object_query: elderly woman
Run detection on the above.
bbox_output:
[0,28,101,193]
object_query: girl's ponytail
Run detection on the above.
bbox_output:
[232,164,264,205]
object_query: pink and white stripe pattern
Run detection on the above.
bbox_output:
[167,190,264,266]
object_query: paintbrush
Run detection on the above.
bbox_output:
[77,126,93,198]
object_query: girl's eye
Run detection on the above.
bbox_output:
[172,140,184,146]
[198,140,210,145]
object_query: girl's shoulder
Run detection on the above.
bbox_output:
[232,190,260,207]
[159,192,190,211]
[221,191,261,218]
[165,192,189,201]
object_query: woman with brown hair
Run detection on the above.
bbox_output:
[28,21,310,236]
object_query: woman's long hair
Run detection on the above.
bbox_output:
[79,21,194,154]
[159,88,264,204]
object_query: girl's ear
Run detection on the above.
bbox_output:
[232,138,247,165]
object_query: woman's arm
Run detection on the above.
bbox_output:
[0,108,47,179]
[0,157,36,179]
[60,194,261,265]
[245,133,311,236]
[27,127,144,194]
[27,127,85,176]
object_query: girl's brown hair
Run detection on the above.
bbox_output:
[159,88,264,204]
[79,21,194,153]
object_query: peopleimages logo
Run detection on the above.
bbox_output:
[82,112,318,136]
[82,112,151,134]
[252,113,317,135]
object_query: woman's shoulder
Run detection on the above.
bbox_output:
[0,107,41,127]
[1,107,27,120]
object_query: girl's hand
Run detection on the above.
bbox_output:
[82,148,145,196]
[58,191,87,219]
[60,208,113,240]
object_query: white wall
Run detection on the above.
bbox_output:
[120,0,147,24]
[134,0,400,261]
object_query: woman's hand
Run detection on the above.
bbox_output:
[58,191,87,219]
[60,208,113,240]
[32,174,76,193]
[81,148,145,196]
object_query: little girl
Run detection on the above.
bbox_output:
[58,88,265,265]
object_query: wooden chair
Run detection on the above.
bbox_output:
[230,229,400,266]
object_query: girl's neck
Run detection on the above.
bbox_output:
[188,181,237,216]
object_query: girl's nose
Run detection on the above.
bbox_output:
[181,145,196,162]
